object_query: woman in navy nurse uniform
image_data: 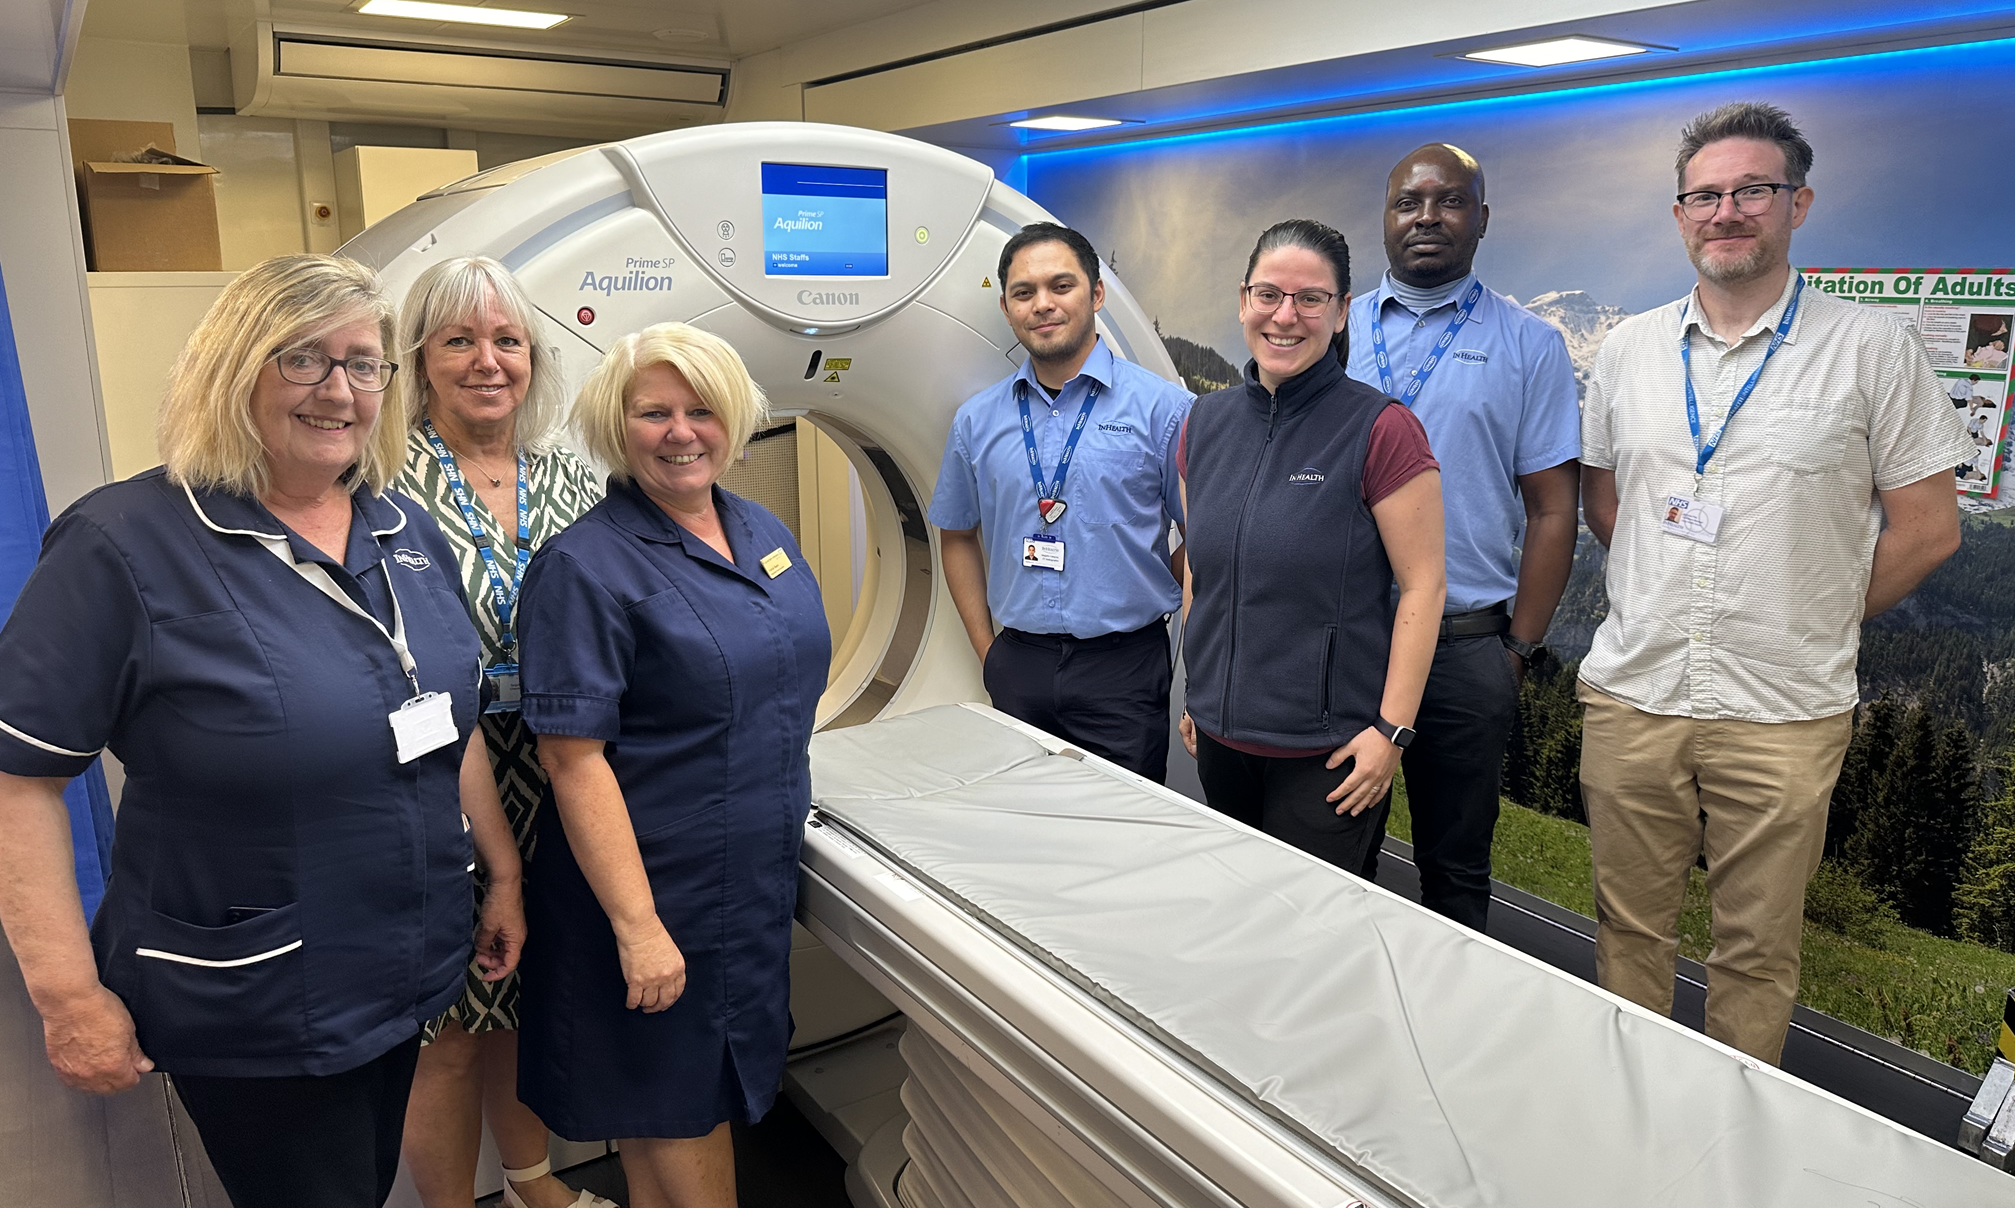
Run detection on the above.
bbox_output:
[0,255,522,1208]
[516,322,829,1208]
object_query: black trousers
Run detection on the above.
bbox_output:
[171,1036,421,1208]
[1194,729,1390,871]
[983,620,1173,782]
[1363,633,1519,930]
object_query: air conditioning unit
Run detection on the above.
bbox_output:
[229,23,728,140]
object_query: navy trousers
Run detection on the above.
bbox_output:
[172,1036,420,1208]
[983,620,1173,783]
[1363,633,1519,930]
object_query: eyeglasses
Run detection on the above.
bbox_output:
[1242,284,1341,317]
[271,347,398,393]
[1676,183,1791,220]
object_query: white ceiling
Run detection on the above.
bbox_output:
[158,0,954,59]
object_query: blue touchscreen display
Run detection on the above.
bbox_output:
[761,163,888,277]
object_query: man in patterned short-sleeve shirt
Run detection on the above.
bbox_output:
[1579,102,1973,1064]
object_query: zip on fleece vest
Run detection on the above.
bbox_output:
[1220,391,1278,737]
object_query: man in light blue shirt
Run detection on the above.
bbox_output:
[1346,144,1582,929]
[930,223,1192,782]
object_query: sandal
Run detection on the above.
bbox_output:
[500,1157,620,1208]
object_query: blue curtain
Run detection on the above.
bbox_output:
[0,261,115,921]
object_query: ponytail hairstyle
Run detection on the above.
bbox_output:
[1243,219,1352,367]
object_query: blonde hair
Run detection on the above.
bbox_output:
[573,323,769,483]
[158,254,402,495]
[394,256,565,452]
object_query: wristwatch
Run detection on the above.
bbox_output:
[1502,634,1545,665]
[1373,717,1417,749]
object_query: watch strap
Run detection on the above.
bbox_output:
[1373,717,1416,749]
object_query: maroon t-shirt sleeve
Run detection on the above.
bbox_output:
[1176,415,1189,478]
[1362,402,1438,507]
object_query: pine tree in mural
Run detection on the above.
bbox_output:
[1845,705,1981,935]
[1503,658,1585,822]
[1828,695,1898,860]
[1956,776,2015,953]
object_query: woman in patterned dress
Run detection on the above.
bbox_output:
[391,257,609,1208]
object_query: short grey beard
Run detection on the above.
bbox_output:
[1690,233,1775,284]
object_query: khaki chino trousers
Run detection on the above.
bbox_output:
[1576,682,1852,1064]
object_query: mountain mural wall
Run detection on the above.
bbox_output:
[1050,36,2015,1073]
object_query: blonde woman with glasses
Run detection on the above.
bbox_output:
[0,254,520,1208]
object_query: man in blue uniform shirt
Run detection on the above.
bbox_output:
[930,223,1192,782]
[1347,144,1583,930]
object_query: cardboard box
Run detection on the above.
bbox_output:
[67,118,223,272]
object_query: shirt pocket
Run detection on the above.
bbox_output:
[133,901,307,1062]
[150,611,286,735]
[1071,449,1159,526]
[1766,399,1851,474]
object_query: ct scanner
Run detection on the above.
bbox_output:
[343,124,2010,1207]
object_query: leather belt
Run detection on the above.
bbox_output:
[1439,603,1511,641]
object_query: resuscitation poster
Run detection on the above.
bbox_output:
[1801,267,2015,498]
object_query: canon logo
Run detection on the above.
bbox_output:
[798,290,860,306]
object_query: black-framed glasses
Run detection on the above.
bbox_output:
[1242,284,1341,317]
[271,347,398,393]
[1676,183,1792,220]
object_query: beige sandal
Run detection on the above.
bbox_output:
[500,1157,619,1208]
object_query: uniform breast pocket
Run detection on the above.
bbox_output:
[1072,449,1159,525]
[1766,399,1853,474]
[134,901,306,1062]
[151,611,286,734]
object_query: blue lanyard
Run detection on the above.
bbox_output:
[421,419,531,653]
[1015,380,1100,509]
[1679,274,1804,480]
[1370,279,1485,406]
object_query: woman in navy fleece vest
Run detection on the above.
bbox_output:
[1178,219,1446,872]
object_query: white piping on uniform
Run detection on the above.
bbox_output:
[181,483,286,540]
[0,715,100,758]
[371,496,409,537]
[181,481,408,539]
[135,939,302,968]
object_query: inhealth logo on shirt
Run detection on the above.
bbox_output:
[1452,349,1489,365]
[1288,468,1325,485]
[392,549,432,571]
[1096,422,1134,434]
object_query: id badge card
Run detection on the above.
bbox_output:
[1660,494,1725,545]
[1022,533,1065,571]
[391,691,460,763]
[484,662,522,714]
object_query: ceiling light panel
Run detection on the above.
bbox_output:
[356,1,571,31]
[1008,115,1128,131]
[1462,36,1652,68]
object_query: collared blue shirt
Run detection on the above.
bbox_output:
[0,469,480,1077]
[1347,273,1581,613]
[928,338,1191,638]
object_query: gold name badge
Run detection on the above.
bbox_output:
[760,548,792,578]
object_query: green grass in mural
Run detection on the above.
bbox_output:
[1386,780,2015,1074]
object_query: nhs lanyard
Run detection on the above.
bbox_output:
[1679,274,1804,480]
[1015,380,1100,515]
[421,419,530,653]
[1370,279,1484,406]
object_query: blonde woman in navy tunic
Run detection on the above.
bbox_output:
[0,255,520,1208]
[517,323,829,1208]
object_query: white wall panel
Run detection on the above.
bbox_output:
[0,90,110,513]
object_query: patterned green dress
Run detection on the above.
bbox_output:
[396,426,603,1037]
